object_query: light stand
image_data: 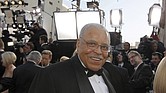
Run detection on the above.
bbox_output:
[148,3,161,41]
[110,9,123,48]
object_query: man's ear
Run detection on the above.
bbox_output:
[76,39,80,49]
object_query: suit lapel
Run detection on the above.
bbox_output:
[71,55,95,93]
[131,63,144,79]
[102,68,116,93]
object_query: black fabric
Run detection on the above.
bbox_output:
[73,60,95,93]
[102,68,116,93]
[129,63,153,93]
[11,62,42,93]
[0,77,13,92]
[103,62,131,93]
[86,68,103,77]
[0,51,5,80]
[28,55,130,93]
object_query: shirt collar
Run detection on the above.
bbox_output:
[134,62,143,71]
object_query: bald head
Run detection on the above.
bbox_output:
[79,23,110,44]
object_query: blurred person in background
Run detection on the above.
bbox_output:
[128,50,153,93]
[28,23,47,50]
[112,50,134,77]
[1,30,14,52]
[121,42,131,64]
[153,57,166,93]
[15,42,34,67]
[1,52,16,93]
[38,35,50,53]
[40,50,52,68]
[0,51,42,93]
[150,52,163,73]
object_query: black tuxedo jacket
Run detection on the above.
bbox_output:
[0,51,5,80]
[10,61,42,93]
[129,63,153,93]
[29,55,130,93]
[103,62,130,93]
[122,62,134,77]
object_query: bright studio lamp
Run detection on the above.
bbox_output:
[110,9,122,28]
[148,3,161,27]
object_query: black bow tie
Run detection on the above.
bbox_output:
[85,68,103,77]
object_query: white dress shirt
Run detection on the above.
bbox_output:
[78,55,109,93]
[88,75,109,93]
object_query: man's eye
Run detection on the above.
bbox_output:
[87,42,97,47]
[101,46,108,50]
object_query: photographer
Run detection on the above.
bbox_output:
[28,23,47,50]
[14,42,34,67]
[1,30,14,52]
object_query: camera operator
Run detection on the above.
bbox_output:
[1,30,14,52]
[27,23,47,50]
[14,42,34,67]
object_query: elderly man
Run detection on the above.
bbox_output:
[28,23,129,93]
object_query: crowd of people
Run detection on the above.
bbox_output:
[0,23,165,93]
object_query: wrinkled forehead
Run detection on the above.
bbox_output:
[81,26,109,40]
[85,29,110,43]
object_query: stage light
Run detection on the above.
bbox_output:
[32,7,41,16]
[54,11,100,40]
[0,0,27,7]
[36,8,41,13]
[18,0,23,5]
[148,3,161,27]
[12,24,17,29]
[110,9,122,28]
[17,0,28,6]
[4,0,8,6]
[10,0,19,5]
[18,24,23,29]
[11,0,15,5]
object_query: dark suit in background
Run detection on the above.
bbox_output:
[103,62,130,93]
[129,63,153,93]
[0,51,42,93]
[121,62,134,77]
[10,62,42,93]
[0,51,5,80]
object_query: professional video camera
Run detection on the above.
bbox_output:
[1,29,31,50]
[14,41,25,49]
[10,31,30,41]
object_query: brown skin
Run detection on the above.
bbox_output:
[76,27,109,71]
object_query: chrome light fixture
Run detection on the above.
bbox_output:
[148,3,161,27]
[110,9,122,28]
